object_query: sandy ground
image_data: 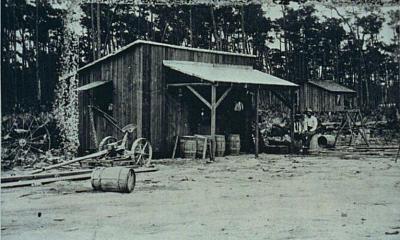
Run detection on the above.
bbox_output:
[1,154,400,240]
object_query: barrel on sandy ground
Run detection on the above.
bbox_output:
[91,167,136,193]
[227,134,240,155]
[215,135,226,157]
[180,136,197,159]
[317,135,335,148]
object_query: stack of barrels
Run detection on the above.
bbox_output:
[179,134,241,159]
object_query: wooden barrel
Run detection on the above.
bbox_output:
[317,135,335,148]
[91,167,135,193]
[227,134,240,155]
[215,135,226,157]
[180,136,197,159]
[195,135,209,157]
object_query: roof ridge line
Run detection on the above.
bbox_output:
[79,40,256,72]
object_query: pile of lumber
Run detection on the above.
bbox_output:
[1,167,158,189]
[312,145,400,158]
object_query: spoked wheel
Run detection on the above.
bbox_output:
[98,136,118,151]
[1,114,51,166]
[131,138,152,167]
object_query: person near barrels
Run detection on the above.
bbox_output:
[294,114,305,135]
[302,108,319,148]
[304,108,318,132]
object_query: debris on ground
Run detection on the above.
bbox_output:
[385,231,399,235]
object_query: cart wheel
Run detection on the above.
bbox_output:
[1,114,51,165]
[131,138,152,167]
[98,136,118,151]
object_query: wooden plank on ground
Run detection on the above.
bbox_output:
[171,135,179,159]
[30,150,108,174]
[1,170,93,183]
[210,85,216,161]
[1,167,159,189]
[1,174,92,189]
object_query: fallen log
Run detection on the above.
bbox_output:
[30,150,109,174]
[316,151,398,158]
[355,146,399,150]
[1,169,92,183]
[1,167,159,188]
[1,174,92,189]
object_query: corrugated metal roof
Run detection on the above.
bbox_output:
[163,60,298,87]
[308,80,356,94]
[76,80,112,91]
[78,40,255,72]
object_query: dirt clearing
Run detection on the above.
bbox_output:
[2,154,400,240]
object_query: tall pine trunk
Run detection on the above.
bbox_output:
[12,1,18,106]
[240,6,248,54]
[189,7,193,47]
[91,1,96,60]
[398,31,400,109]
[210,6,221,50]
[97,1,101,59]
[35,0,41,104]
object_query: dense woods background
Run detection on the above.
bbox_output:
[2,0,400,114]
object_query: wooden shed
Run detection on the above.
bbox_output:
[77,40,297,157]
[298,80,356,113]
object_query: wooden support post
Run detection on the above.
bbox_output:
[202,137,207,160]
[88,105,98,148]
[171,95,182,160]
[334,114,347,146]
[395,144,400,163]
[210,84,217,161]
[186,86,211,109]
[290,89,295,153]
[357,110,370,146]
[171,135,179,159]
[255,86,260,158]
[216,86,232,108]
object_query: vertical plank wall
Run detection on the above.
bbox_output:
[298,83,345,113]
[79,42,255,156]
[140,43,254,156]
[78,47,140,152]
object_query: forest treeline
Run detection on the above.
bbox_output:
[1,0,400,114]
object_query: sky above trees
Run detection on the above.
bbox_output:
[48,0,398,49]
[262,1,397,49]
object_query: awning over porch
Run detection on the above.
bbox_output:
[163,60,298,88]
[76,80,112,91]
[308,80,356,94]
[164,60,298,160]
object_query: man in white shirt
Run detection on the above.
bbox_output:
[303,108,318,150]
[304,108,318,133]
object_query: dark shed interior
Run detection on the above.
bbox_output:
[78,40,255,156]
[77,40,297,157]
